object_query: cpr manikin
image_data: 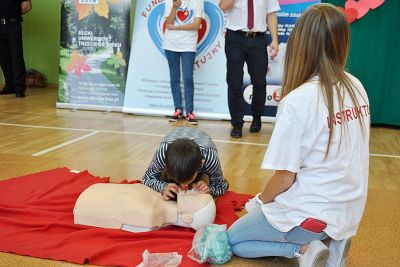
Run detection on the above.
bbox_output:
[73,183,216,232]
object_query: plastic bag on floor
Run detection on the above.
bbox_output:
[136,249,182,267]
[187,224,232,265]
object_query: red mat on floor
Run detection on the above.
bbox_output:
[0,168,252,267]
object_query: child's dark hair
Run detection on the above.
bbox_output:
[165,139,202,184]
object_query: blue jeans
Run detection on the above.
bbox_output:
[164,50,196,114]
[227,206,328,258]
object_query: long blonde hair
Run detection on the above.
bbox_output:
[281,3,365,157]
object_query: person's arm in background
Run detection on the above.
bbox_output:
[165,0,181,25]
[166,17,203,31]
[267,12,279,59]
[21,0,32,14]
[219,0,235,12]
[259,170,295,203]
[166,0,204,31]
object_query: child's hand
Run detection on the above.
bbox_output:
[192,181,211,194]
[173,0,182,8]
[166,24,177,30]
[163,183,180,200]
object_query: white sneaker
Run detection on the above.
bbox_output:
[325,238,352,267]
[297,240,329,267]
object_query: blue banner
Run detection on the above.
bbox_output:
[124,0,320,120]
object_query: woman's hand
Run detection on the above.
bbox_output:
[162,183,180,200]
[192,181,211,194]
[245,193,263,213]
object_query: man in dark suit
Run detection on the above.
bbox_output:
[219,0,280,138]
[0,0,32,98]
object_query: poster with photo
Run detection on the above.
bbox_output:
[57,0,131,111]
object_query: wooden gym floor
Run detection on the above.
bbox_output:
[0,87,399,267]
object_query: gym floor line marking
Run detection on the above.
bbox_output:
[1,122,399,159]
[32,131,100,157]
[0,122,267,147]
[369,153,400,159]
[213,139,268,147]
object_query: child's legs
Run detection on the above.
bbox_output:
[181,52,196,113]
[164,50,182,110]
[228,207,301,258]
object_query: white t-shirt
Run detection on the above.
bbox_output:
[261,74,370,240]
[163,0,204,52]
[225,0,280,32]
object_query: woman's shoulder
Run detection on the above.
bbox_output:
[284,78,320,104]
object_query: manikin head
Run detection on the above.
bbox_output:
[175,189,216,230]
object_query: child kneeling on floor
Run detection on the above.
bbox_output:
[142,127,229,200]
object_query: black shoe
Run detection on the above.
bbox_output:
[0,89,15,95]
[15,92,26,98]
[231,126,242,138]
[250,118,262,133]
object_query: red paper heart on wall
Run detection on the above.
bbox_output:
[363,0,385,9]
[345,0,370,19]
[176,10,190,22]
[337,6,359,24]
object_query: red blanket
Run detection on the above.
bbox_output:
[0,168,252,267]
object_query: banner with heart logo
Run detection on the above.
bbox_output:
[123,0,320,121]
[124,0,229,119]
[147,2,223,58]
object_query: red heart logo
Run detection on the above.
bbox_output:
[197,19,207,44]
[345,0,370,19]
[176,10,190,22]
[363,0,385,9]
[337,6,359,24]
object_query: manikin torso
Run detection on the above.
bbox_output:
[74,183,216,232]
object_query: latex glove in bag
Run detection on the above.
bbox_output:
[188,224,232,265]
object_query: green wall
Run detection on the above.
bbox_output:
[0,0,137,84]
[1,0,399,125]
[0,0,61,85]
[324,0,400,125]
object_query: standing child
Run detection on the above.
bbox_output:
[163,0,204,125]
[227,4,370,267]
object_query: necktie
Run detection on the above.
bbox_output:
[248,0,254,30]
